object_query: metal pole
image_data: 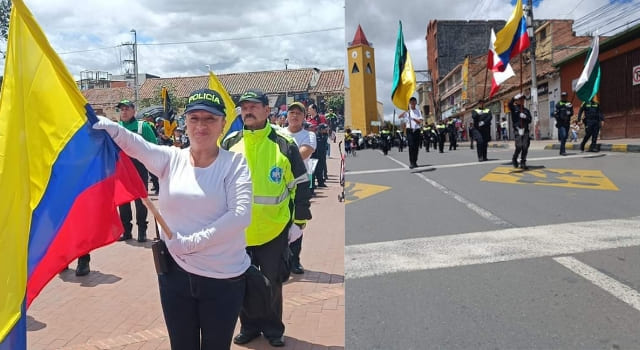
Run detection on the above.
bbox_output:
[526,0,539,139]
[284,58,289,106]
[131,29,139,104]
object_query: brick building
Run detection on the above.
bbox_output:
[557,23,640,139]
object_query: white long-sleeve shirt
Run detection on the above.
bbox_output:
[109,125,252,278]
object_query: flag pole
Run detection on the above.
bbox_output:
[482,66,489,105]
[142,197,173,239]
[526,0,539,139]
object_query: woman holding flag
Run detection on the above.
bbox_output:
[94,88,253,350]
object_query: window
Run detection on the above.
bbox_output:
[352,63,359,73]
[539,28,546,41]
[366,63,372,74]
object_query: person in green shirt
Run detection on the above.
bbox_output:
[116,99,157,242]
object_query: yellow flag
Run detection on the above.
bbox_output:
[0,0,87,341]
[208,71,238,143]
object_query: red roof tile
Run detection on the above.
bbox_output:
[310,69,344,94]
[139,68,343,99]
[82,87,134,107]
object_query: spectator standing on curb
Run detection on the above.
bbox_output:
[281,102,316,275]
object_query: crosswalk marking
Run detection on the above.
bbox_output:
[346,217,640,279]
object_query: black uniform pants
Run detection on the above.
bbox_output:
[424,135,431,152]
[313,153,327,186]
[289,236,302,267]
[513,133,530,163]
[119,159,148,237]
[474,129,490,160]
[240,230,288,339]
[406,129,421,166]
[448,131,457,150]
[438,134,445,152]
[581,123,600,151]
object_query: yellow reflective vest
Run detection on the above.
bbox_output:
[222,122,312,246]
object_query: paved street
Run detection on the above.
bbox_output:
[345,140,640,350]
[26,142,345,350]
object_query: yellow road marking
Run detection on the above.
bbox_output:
[481,167,619,191]
[345,182,392,204]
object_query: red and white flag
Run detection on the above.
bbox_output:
[488,28,515,98]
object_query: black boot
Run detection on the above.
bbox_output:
[512,157,519,168]
[137,231,147,243]
[76,254,90,276]
[520,161,528,170]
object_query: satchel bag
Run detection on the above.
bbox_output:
[243,265,274,319]
[151,218,170,275]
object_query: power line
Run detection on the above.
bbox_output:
[138,27,344,47]
[600,17,640,36]
[56,27,344,55]
[59,45,121,55]
[562,0,587,19]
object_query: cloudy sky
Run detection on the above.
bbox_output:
[4,0,345,79]
[345,0,640,118]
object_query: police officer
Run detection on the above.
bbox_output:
[116,100,158,242]
[447,117,458,150]
[422,124,432,152]
[436,121,447,153]
[380,126,392,155]
[509,93,532,169]
[472,104,493,162]
[554,92,573,155]
[578,98,605,152]
[224,89,311,348]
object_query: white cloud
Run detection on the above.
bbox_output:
[346,0,640,116]
[2,0,345,79]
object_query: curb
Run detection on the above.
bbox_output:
[544,143,640,153]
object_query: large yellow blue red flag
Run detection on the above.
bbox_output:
[0,0,147,348]
[492,0,530,72]
[209,70,243,142]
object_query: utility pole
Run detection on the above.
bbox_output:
[131,29,139,104]
[526,0,539,139]
[122,29,139,104]
[284,58,289,107]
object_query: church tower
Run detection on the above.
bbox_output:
[347,25,378,135]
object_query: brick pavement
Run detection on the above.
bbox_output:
[26,140,345,350]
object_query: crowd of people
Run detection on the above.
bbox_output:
[348,91,604,172]
[80,87,342,349]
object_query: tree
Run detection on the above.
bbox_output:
[0,0,11,58]
[138,85,186,111]
[326,94,344,115]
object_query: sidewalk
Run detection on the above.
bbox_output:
[26,142,345,350]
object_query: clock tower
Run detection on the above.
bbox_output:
[347,25,378,135]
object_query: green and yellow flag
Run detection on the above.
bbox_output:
[391,20,416,110]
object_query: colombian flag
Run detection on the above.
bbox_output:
[493,0,530,72]
[391,20,416,110]
[209,70,243,142]
[0,1,147,348]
